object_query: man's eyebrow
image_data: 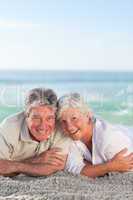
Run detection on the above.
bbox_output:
[31,113,55,117]
[31,113,41,117]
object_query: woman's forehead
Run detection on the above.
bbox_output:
[62,108,82,117]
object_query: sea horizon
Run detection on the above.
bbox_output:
[0,70,133,83]
[0,70,132,126]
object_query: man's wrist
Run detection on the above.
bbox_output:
[14,161,28,173]
[15,162,51,176]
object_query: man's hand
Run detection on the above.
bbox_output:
[0,148,67,177]
[109,148,133,172]
[30,147,67,168]
[18,150,67,176]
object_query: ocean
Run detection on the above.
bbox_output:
[0,70,133,126]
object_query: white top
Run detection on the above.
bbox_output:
[67,117,133,173]
[92,118,133,164]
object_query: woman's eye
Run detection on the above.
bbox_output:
[31,117,41,123]
[72,116,77,121]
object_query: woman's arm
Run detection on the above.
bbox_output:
[81,148,133,178]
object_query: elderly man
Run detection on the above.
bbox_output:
[0,88,75,176]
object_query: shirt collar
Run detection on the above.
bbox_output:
[92,117,107,163]
[20,117,37,142]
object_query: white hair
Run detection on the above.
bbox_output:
[57,93,90,119]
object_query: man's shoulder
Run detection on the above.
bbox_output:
[51,126,73,153]
[53,128,72,143]
[0,111,25,136]
[1,111,24,126]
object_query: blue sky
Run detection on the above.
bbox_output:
[0,0,133,70]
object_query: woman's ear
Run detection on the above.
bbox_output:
[86,112,94,124]
[86,112,91,124]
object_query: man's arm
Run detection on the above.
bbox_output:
[0,159,64,176]
[81,148,133,178]
[23,147,65,164]
[0,148,67,176]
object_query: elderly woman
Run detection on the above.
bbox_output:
[57,93,133,177]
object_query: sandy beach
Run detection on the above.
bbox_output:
[0,171,133,200]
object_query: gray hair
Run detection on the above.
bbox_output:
[25,88,57,114]
[57,93,90,120]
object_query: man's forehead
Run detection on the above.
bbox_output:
[30,105,55,114]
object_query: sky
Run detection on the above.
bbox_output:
[0,0,133,71]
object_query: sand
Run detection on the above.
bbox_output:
[0,171,133,200]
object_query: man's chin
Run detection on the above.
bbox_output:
[32,132,52,142]
[38,134,51,141]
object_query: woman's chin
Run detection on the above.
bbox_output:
[71,132,81,140]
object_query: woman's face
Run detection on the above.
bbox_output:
[60,108,88,140]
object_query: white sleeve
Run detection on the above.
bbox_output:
[104,130,133,161]
[64,142,86,175]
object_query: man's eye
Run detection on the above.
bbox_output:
[31,116,41,121]
[32,117,40,120]
[47,116,55,121]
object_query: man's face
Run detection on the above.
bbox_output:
[26,105,56,142]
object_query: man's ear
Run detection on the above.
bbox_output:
[24,111,29,118]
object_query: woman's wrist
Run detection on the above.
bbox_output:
[104,160,114,172]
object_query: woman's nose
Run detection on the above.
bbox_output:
[67,121,74,130]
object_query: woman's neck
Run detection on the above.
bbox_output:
[81,121,93,151]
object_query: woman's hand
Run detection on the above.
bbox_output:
[109,148,133,172]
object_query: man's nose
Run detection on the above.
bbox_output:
[39,119,48,129]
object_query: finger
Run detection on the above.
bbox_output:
[50,153,67,159]
[116,148,128,156]
[46,158,66,166]
[48,164,65,171]
[49,147,63,152]
[46,154,66,161]
[129,165,133,170]
[50,160,65,167]
[124,153,133,160]
[48,152,67,161]
[48,155,67,162]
